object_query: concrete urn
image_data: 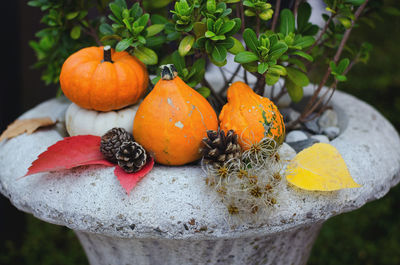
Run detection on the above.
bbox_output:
[1,85,400,265]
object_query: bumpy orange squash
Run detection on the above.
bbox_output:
[60,46,148,111]
[219,81,285,150]
[133,64,218,165]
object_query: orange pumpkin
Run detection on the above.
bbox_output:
[219,81,285,150]
[133,64,218,165]
[60,46,148,111]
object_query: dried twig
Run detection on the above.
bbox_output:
[271,0,281,32]
[288,0,369,128]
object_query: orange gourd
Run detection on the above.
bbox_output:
[60,46,148,111]
[133,64,218,165]
[219,81,285,150]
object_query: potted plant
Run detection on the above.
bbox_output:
[1,0,400,265]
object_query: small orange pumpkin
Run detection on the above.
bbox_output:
[133,64,218,165]
[219,81,285,150]
[60,46,148,111]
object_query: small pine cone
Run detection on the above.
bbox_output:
[100,128,134,163]
[202,129,241,167]
[116,142,147,173]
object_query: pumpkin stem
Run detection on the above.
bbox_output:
[160,64,178,80]
[102,46,113,63]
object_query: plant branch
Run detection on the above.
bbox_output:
[239,1,245,33]
[219,64,242,96]
[312,57,358,117]
[82,23,101,46]
[253,74,266,95]
[306,13,336,54]
[256,15,260,37]
[202,77,224,106]
[293,0,302,17]
[288,0,369,128]
[271,0,281,32]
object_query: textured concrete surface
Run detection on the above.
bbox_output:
[1,87,400,265]
[76,222,322,265]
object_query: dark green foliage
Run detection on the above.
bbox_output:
[0,215,88,265]
[28,0,107,86]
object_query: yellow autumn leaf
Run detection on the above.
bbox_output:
[286,143,361,191]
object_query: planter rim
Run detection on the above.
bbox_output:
[1,86,400,240]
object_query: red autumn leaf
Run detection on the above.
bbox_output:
[115,157,154,195]
[25,135,113,176]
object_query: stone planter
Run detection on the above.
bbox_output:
[1,86,400,265]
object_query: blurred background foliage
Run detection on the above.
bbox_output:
[1,0,400,264]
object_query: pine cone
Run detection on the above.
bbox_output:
[202,129,241,166]
[100,128,134,163]
[116,142,147,173]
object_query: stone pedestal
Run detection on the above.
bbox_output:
[1,87,400,265]
[76,223,322,265]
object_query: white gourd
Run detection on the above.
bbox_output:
[65,102,139,136]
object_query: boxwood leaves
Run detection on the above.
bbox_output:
[279,9,295,36]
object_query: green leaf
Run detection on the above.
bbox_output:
[70,26,81,40]
[291,50,313,61]
[330,61,337,72]
[207,18,214,31]
[337,58,350,74]
[242,62,258,72]
[207,0,216,13]
[228,37,245,54]
[268,65,287,76]
[344,0,365,6]
[151,14,169,24]
[196,87,211,98]
[146,24,165,37]
[192,58,206,73]
[146,36,166,47]
[286,67,309,87]
[293,36,315,49]
[66,11,79,20]
[133,46,158,65]
[297,3,311,32]
[109,3,122,20]
[116,38,133,51]
[149,0,173,8]
[279,9,295,36]
[212,45,227,62]
[205,39,213,53]
[287,58,306,72]
[179,35,195,56]
[99,24,114,35]
[234,51,259,63]
[209,56,227,67]
[258,62,269,74]
[229,18,241,36]
[336,75,347,82]
[338,17,352,29]
[219,21,235,35]
[172,51,185,72]
[269,42,288,60]
[286,78,303,102]
[193,22,207,38]
[265,73,280,85]
[27,1,41,7]
[243,28,259,53]
[137,13,150,27]
[205,31,216,38]
[243,0,254,7]
[218,37,235,49]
